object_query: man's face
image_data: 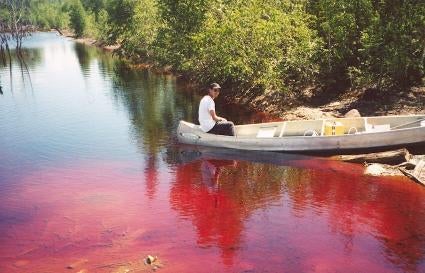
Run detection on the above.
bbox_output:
[209,88,220,99]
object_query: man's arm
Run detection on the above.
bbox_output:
[209,109,226,122]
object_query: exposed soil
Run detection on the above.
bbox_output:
[61,29,425,121]
[234,86,425,120]
[59,29,120,52]
[74,37,120,51]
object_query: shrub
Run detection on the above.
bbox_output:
[189,0,321,91]
[69,0,87,37]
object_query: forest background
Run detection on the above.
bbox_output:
[1,0,424,115]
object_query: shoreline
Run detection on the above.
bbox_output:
[238,86,425,121]
[62,30,425,121]
[58,29,120,52]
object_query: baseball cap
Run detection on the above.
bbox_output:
[209,83,221,89]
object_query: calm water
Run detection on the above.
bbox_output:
[1,32,425,273]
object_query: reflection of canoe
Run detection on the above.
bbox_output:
[175,146,365,175]
[175,146,318,166]
[177,115,425,152]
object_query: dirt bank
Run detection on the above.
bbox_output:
[58,30,424,121]
[58,29,120,52]
[231,86,425,120]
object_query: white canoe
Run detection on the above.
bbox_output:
[177,115,425,152]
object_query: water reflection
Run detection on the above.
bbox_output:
[1,33,425,272]
[71,41,280,173]
[0,47,42,94]
[71,38,425,270]
[169,147,425,271]
[170,158,287,266]
[74,43,93,74]
[201,159,237,187]
[299,169,425,272]
[72,43,187,149]
[109,70,185,199]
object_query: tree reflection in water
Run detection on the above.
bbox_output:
[0,47,42,94]
[169,154,425,271]
[70,38,425,272]
[1,33,425,272]
[170,159,286,266]
[73,43,197,200]
[107,69,188,199]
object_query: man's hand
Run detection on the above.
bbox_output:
[210,109,227,122]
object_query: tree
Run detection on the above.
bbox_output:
[0,0,33,49]
[360,0,425,88]
[82,0,105,20]
[308,0,374,86]
[29,0,69,30]
[68,0,87,37]
[105,0,136,43]
[189,0,321,91]
[155,0,212,68]
[103,0,160,61]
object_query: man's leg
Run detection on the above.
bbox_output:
[208,121,235,136]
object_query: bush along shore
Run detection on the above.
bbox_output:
[2,0,424,119]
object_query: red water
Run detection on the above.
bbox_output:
[1,158,424,273]
[1,33,425,273]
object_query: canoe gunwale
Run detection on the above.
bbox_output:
[177,116,425,152]
[235,125,425,139]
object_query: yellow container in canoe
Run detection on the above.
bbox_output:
[324,121,344,136]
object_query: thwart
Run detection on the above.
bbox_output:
[177,115,425,152]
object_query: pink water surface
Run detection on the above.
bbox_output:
[1,157,424,273]
[1,32,425,273]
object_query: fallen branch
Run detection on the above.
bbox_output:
[332,148,425,186]
[331,148,411,165]
[54,27,63,36]
[399,160,425,186]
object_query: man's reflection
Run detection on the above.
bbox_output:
[170,159,241,266]
[201,159,237,189]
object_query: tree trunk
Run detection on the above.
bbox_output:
[399,160,425,186]
[54,27,63,36]
[0,44,6,66]
[331,148,411,165]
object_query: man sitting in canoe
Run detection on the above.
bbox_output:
[198,83,235,136]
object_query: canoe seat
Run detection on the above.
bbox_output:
[256,126,277,138]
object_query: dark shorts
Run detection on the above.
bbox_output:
[208,121,235,136]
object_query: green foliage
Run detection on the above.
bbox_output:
[308,0,374,84]
[0,0,32,27]
[84,11,99,38]
[105,0,136,43]
[310,0,424,88]
[26,0,425,93]
[0,6,11,24]
[29,0,69,29]
[155,0,212,68]
[360,0,425,88]
[68,0,87,37]
[81,0,105,19]
[189,0,321,90]
[124,0,160,60]
[103,0,160,61]
[94,8,109,40]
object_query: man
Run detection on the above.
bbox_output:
[198,83,235,136]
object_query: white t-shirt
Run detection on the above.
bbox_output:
[198,95,216,132]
